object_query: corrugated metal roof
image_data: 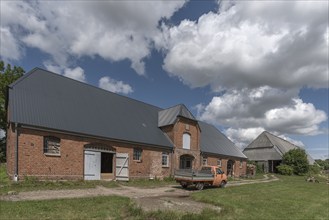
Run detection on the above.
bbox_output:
[199,121,247,159]
[158,104,196,127]
[243,147,282,161]
[9,68,173,148]
[243,131,314,164]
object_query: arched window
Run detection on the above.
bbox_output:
[182,133,191,149]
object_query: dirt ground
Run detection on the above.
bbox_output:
[0,175,278,214]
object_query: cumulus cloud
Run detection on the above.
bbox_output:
[44,63,86,82]
[63,67,86,82]
[99,76,133,95]
[159,1,328,90]
[197,87,327,148]
[0,27,22,61]
[0,0,186,74]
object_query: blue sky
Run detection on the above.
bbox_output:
[1,0,328,159]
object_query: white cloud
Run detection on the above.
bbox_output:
[63,67,86,82]
[99,76,133,95]
[0,0,186,75]
[197,87,327,139]
[159,1,328,90]
[0,27,22,60]
[43,63,86,82]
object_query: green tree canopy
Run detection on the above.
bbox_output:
[0,60,25,162]
[282,148,309,175]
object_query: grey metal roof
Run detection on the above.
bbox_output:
[8,68,173,148]
[158,104,196,127]
[243,147,282,161]
[243,131,314,164]
[199,121,247,159]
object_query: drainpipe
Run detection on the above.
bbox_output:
[14,123,19,182]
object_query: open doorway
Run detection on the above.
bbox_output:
[179,155,194,169]
[101,153,114,180]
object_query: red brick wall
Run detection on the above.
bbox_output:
[6,123,16,178]
[161,118,202,170]
[9,127,172,180]
[204,155,247,177]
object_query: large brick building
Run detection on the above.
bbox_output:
[6,68,247,181]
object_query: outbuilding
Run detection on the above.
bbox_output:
[243,131,314,173]
[6,68,247,181]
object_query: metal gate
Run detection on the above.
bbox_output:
[116,153,129,181]
[84,150,101,180]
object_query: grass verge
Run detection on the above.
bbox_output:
[192,174,329,220]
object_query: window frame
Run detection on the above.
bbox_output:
[217,159,222,167]
[161,152,169,167]
[44,136,61,156]
[133,148,142,161]
[202,157,208,166]
[182,133,191,150]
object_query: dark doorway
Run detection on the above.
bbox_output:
[101,153,113,173]
[180,155,194,169]
[227,160,234,176]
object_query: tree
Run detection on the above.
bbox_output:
[282,148,309,175]
[0,61,25,162]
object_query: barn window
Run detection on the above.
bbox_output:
[44,136,60,155]
[133,148,142,161]
[162,152,169,167]
[182,133,191,149]
[202,157,208,166]
[240,160,243,168]
[217,159,222,167]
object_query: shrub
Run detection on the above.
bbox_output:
[282,148,309,175]
[308,165,321,175]
[277,164,293,175]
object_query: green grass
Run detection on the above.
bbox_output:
[0,164,118,195]
[0,196,130,219]
[192,174,329,220]
[0,196,220,220]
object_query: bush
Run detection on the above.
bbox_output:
[308,165,321,175]
[282,148,309,175]
[277,164,293,175]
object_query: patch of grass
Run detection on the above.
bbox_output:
[192,175,329,220]
[1,195,220,220]
[0,196,130,219]
[0,164,118,195]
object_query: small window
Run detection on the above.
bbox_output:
[133,148,142,161]
[162,152,169,167]
[202,157,208,166]
[183,133,191,149]
[185,124,190,130]
[44,136,60,155]
[217,159,222,167]
[240,160,243,168]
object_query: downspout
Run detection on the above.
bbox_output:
[14,123,19,182]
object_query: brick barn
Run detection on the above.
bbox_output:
[6,68,247,181]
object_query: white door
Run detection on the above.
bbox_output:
[84,151,101,180]
[116,153,129,181]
